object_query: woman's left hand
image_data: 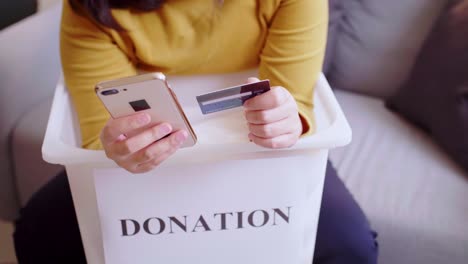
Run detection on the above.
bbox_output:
[243,77,303,148]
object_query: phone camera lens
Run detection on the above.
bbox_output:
[102,89,119,96]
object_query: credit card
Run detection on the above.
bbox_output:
[196,80,270,115]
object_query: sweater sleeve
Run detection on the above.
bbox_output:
[259,0,328,136]
[60,1,136,149]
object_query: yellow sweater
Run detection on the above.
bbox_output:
[60,0,328,149]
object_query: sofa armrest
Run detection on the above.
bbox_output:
[12,98,64,207]
[0,2,62,221]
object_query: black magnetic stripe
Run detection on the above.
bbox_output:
[196,80,270,104]
[196,86,243,103]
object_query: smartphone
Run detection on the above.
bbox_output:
[95,72,197,148]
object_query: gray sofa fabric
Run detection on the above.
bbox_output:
[323,0,344,74]
[330,91,468,264]
[0,4,62,221]
[327,0,449,98]
[12,98,63,206]
[0,0,37,30]
[387,1,468,173]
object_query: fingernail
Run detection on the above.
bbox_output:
[175,131,188,144]
[138,114,150,125]
[159,124,172,134]
[117,134,127,141]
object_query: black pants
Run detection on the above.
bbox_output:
[14,161,378,263]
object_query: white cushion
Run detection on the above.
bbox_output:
[330,90,468,264]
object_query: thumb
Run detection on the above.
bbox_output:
[246,77,260,84]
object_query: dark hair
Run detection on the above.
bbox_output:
[69,0,165,30]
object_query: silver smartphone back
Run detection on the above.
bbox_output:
[95,72,197,148]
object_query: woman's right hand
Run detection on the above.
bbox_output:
[100,113,188,174]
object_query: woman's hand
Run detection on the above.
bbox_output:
[100,113,188,173]
[243,77,303,148]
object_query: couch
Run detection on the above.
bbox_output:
[0,0,37,30]
[0,2,467,263]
